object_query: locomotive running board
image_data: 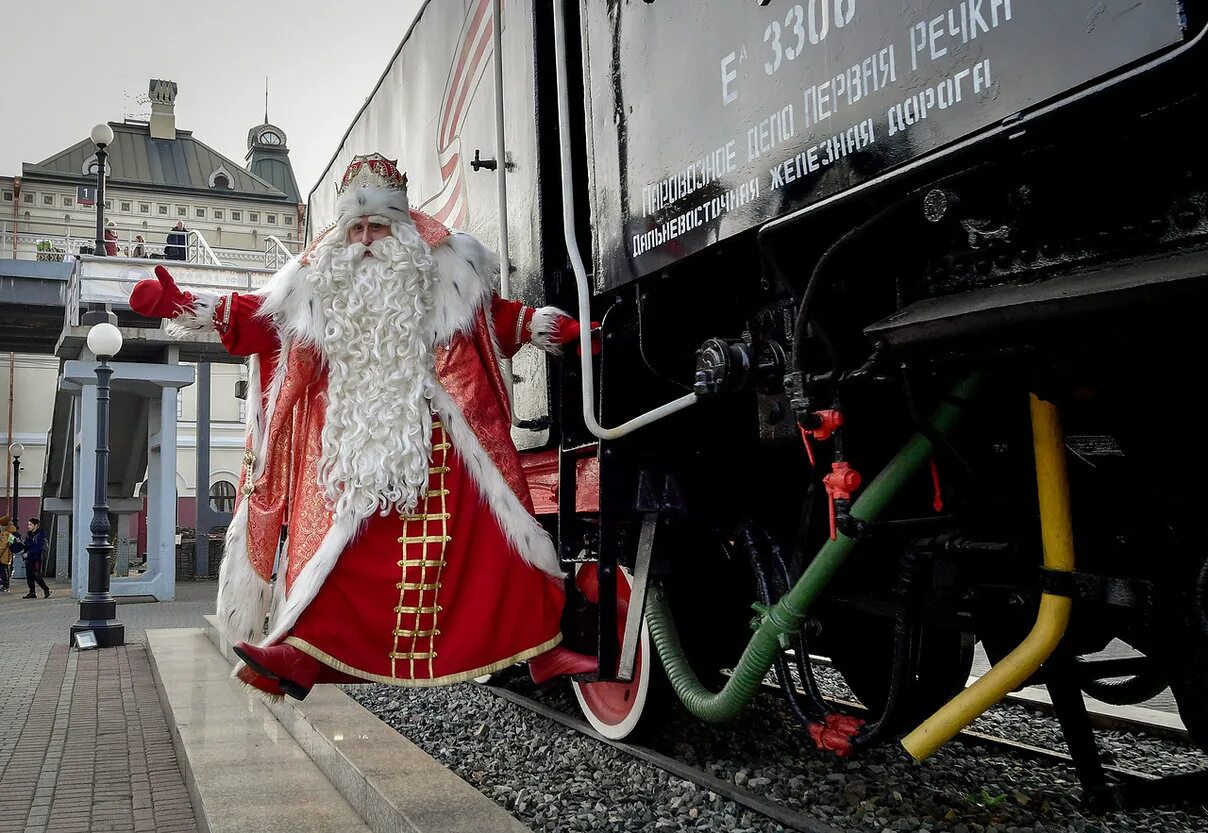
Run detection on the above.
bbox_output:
[864,247,1208,352]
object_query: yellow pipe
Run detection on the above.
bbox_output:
[901,393,1075,761]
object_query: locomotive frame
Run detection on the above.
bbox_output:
[309,0,1208,810]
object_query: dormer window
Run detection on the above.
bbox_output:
[208,165,233,189]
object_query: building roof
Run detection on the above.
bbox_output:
[21,122,293,203]
[248,155,301,203]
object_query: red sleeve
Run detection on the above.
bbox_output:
[490,294,535,359]
[214,292,279,357]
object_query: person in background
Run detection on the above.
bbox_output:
[22,517,50,599]
[165,220,187,261]
[0,515,15,592]
[131,234,147,258]
[104,221,119,257]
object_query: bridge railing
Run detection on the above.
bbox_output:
[0,218,303,268]
[264,235,296,270]
[65,255,276,328]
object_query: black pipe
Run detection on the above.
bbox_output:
[764,538,831,718]
[850,546,926,751]
[739,526,829,725]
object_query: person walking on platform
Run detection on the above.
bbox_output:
[129,153,598,700]
[21,518,50,599]
[0,515,15,592]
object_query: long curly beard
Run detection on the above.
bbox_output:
[307,227,439,520]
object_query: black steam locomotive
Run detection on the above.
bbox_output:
[309,0,1208,809]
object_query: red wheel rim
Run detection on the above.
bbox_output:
[573,562,647,730]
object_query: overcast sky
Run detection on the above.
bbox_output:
[0,0,424,198]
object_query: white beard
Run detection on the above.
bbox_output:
[306,228,439,520]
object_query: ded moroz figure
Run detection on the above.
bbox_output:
[129,153,597,698]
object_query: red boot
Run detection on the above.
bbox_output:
[235,664,284,699]
[233,642,322,700]
[528,645,598,686]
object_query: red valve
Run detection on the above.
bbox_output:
[929,457,944,512]
[823,461,862,541]
[798,410,845,467]
[807,713,866,757]
[807,409,844,441]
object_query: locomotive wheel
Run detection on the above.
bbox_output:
[825,611,973,730]
[1078,654,1169,706]
[570,562,667,740]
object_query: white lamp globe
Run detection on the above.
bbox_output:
[87,323,123,358]
[91,123,115,147]
[8,442,23,458]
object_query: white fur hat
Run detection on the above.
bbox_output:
[335,153,410,223]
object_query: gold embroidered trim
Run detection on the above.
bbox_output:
[390,418,452,679]
[241,449,256,496]
[397,559,447,568]
[397,581,441,591]
[397,534,451,545]
[285,633,564,688]
[400,512,451,522]
[515,308,527,345]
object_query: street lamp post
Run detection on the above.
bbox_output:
[70,323,125,648]
[9,443,24,582]
[7,442,20,522]
[90,123,113,258]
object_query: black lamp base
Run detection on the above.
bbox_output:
[70,620,125,648]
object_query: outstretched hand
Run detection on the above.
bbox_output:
[129,265,196,319]
[552,316,601,356]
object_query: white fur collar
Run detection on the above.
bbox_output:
[252,231,499,349]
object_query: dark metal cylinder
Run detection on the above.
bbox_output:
[93,146,108,257]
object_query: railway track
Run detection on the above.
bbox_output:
[484,683,845,833]
[482,669,1178,833]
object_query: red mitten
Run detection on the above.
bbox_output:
[551,315,601,355]
[130,265,195,319]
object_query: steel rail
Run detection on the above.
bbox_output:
[484,672,1180,833]
[484,683,846,833]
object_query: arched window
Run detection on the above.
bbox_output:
[209,480,236,513]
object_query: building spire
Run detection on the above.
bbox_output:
[264,77,269,124]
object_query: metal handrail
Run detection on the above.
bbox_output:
[0,218,303,262]
[263,235,293,269]
[551,0,697,439]
[186,230,222,266]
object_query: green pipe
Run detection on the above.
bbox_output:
[647,374,981,723]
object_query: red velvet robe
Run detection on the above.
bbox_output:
[211,232,564,686]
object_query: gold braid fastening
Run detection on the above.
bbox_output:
[241,450,256,496]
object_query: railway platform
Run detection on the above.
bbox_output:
[144,620,532,833]
[0,581,530,833]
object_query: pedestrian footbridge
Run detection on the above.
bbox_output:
[2,242,279,600]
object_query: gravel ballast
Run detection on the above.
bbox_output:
[342,666,1208,833]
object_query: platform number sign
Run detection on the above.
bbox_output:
[77,185,97,207]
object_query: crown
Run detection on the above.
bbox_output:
[338,153,408,194]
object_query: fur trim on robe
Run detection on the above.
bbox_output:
[214,229,562,652]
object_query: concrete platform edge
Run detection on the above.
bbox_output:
[201,615,532,833]
[145,628,214,833]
